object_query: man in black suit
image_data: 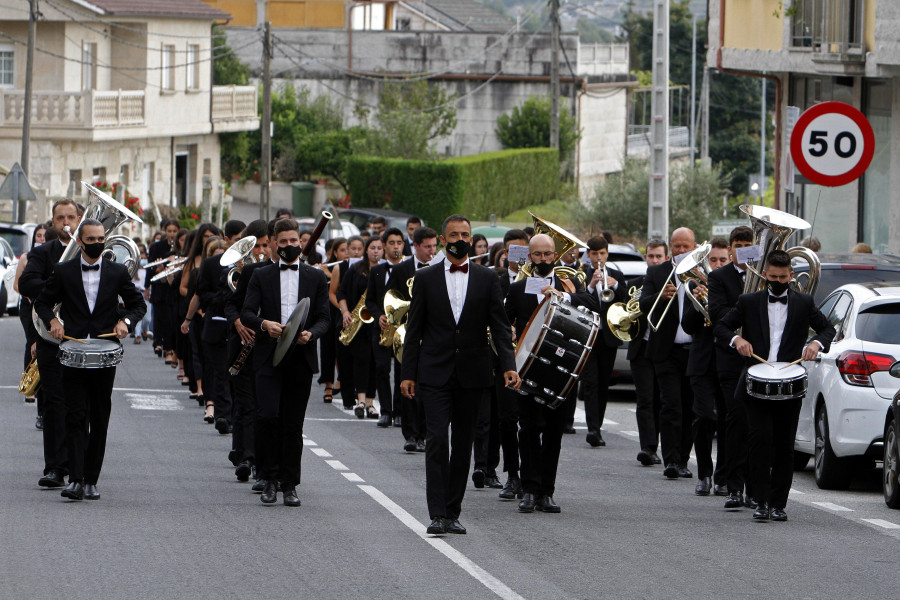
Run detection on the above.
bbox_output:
[707,226,756,508]
[241,218,330,506]
[402,216,421,257]
[400,215,519,535]
[715,249,835,521]
[35,218,146,501]
[367,227,407,428]
[631,240,667,467]
[639,227,698,480]
[505,234,596,514]
[580,235,628,447]
[19,198,82,488]
[388,226,437,452]
[680,238,731,496]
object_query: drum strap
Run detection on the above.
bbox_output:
[560,278,575,294]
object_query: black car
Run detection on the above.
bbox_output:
[883,362,900,508]
[794,253,900,304]
[338,208,423,233]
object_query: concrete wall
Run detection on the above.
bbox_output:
[721,0,783,51]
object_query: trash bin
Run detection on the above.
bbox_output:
[291,182,315,217]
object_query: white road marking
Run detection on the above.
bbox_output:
[310,447,332,457]
[341,472,364,482]
[627,408,637,413]
[812,502,853,512]
[604,419,619,426]
[325,460,348,471]
[358,485,526,600]
[303,439,317,446]
[789,488,805,495]
[862,518,900,530]
[620,431,640,437]
[125,393,182,411]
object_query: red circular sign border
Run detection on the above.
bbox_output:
[790,101,875,187]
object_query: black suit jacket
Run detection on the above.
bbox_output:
[625,275,650,361]
[714,289,835,369]
[145,238,176,303]
[707,264,746,373]
[241,262,330,372]
[224,259,274,327]
[494,265,515,298]
[400,261,515,389]
[681,295,714,377]
[639,261,688,362]
[18,238,67,301]
[35,257,146,339]
[386,257,425,302]
[197,255,230,344]
[583,265,628,348]
[366,261,399,321]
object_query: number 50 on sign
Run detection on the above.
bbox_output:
[790,101,875,187]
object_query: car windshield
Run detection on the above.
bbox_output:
[855,303,900,344]
[0,229,28,257]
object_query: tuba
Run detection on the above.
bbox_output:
[740,205,821,296]
[515,212,589,285]
[380,289,410,347]
[33,181,143,344]
[220,235,259,292]
[607,285,643,342]
[339,290,373,345]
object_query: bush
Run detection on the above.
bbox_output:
[347,148,558,226]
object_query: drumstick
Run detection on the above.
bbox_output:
[780,357,804,370]
[63,336,89,345]
[97,332,119,338]
[751,353,775,368]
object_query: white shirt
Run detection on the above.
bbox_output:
[80,256,101,314]
[534,274,572,304]
[587,267,619,302]
[507,267,517,284]
[444,258,470,324]
[766,292,789,362]
[279,261,299,325]
[673,283,693,344]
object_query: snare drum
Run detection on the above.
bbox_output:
[514,295,600,408]
[58,339,124,369]
[745,362,808,400]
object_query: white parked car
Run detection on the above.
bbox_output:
[0,238,19,316]
[794,282,900,489]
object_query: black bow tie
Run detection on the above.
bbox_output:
[82,264,99,272]
[280,263,298,271]
[417,262,428,269]
[385,263,394,271]
[769,295,787,305]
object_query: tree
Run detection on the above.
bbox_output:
[495,96,579,163]
[212,25,250,86]
[576,17,616,44]
[294,129,364,191]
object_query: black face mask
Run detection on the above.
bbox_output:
[82,242,104,260]
[533,261,554,277]
[767,279,790,296]
[445,239,471,259]
[278,244,303,263]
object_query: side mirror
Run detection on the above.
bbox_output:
[890,361,900,379]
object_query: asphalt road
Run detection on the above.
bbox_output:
[2,314,900,600]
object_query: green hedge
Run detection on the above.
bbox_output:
[346,148,559,226]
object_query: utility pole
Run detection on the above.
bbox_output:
[689,14,696,169]
[259,21,272,220]
[647,0,669,242]
[549,0,560,150]
[700,65,709,163]
[20,0,37,195]
[759,75,767,200]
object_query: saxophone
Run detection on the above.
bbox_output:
[339,290,373,345]
[18,358,40,396]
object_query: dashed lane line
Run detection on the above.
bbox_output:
[812,502,853,512]
[862,518,900,530]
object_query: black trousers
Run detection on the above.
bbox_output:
[335,335,356,409]
[518,392,567,497]
[36,339,67,475]
[631,354,660,452]
[62,366,115,484]
[348,329,376,397]
[203,337,232,423]
[229,337,256,463]
[254,356,312,487]
[473,386,500,474]
[372,336,399,416]
[690,369,725,482]
[497,379,521,476]
[318,315,337,384]
[153,297,176,353]
[582,342,618,432]
[419,379,483,520]
[653,346,694,467]
[743,388,802,510]
[721,367,750,494]
[400,390,426,443]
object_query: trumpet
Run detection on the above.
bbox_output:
[647,243,712,332]
[598,265,615,302]
[150,257,188,282]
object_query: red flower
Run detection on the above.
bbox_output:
[191,213,199,220]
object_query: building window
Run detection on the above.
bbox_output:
[352,3,386,30]
[82,42,97,91]
[186,44,199,90]
[791,0,864,53]
[860,80,892,253]
[395,18,411,31]
[0,44,13,87]
[161,44,176,91]
[92,166,106,185]
[120,164,130,186]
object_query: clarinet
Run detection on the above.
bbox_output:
[229,340,255,376]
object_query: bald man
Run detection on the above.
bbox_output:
[638,228,697,480]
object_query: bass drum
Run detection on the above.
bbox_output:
[514,295,600,408]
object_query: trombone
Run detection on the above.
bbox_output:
[646,243,712,332]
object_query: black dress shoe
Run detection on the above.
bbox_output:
[770,507,788,522]
[84,484,100,500]
[61,482,84,501]
[678,464,693,478]
[415,440,426,452]
[393,416,402,427]
[563,425,577,434]
[536,495,561,513]
[235,461,252,482]
[215,417,230,435]
[426,517,446,535]
[713,484,729,497]
[260,481,278,504]
[252,479,266,493]
[403,438,417,452]
[745,496,759,510]
[724,491,744,509]
[695,477,711,496]
[519,492,537,513]
[753,504,770,521]
[499,475,523,500]
[444,518,467,534]
[663,464,679,479]
[637,449,654,466]
[586,430,605,447]
[485,474,503,489]
[38,469,65,488]
[651,452,662,464]
[376,414,392,428]
[282,486,301,507]
[471,468,485,489]
[228,449,241,467]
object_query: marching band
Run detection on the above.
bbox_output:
[15,186,831,528]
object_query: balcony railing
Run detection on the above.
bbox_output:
[791,0,865,56]
[211,85,257,122]
[0,89,146,128]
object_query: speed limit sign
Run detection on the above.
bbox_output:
[790,101,875,187]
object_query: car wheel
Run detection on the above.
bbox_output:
[814,403,853,490]
[793,452,811,471]
[884,418,900,508]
